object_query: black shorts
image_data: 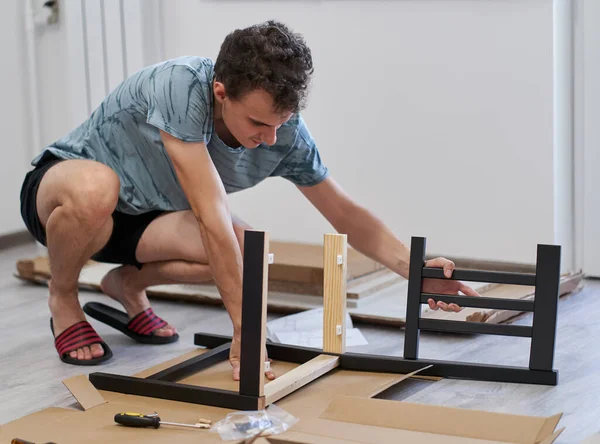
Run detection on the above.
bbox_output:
[19,151,164,269]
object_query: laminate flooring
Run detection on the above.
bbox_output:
[1,242,598,443]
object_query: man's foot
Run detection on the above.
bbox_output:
[100,265,177,337]
[49,290,105,361]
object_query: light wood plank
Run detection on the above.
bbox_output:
[264,354,339,405]
[323,234,348,354]
[268,240,384,285]
[346,269,404,299]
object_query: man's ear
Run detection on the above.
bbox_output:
[213,80,226,104]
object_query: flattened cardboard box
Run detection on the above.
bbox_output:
[0,349,564,444]
[267,397,564,443]
[0,349,402,444]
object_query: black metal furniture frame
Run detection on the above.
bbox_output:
[89,230,273,410]
[88,233,562,411]
[402,237,561,385]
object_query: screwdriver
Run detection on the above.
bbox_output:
[114,412,210,429]
[11,440,57,444]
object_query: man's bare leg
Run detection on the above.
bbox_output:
[98,210,276,379]
[99,260,214,335]
[99,210,247,322]
[36,159,120,361]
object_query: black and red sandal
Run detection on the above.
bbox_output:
[82,302,179,344]
[50,319,113,365]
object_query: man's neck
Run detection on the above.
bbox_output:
[213,98,241,148]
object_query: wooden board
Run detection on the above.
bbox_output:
[269,268,403,299]
[16,252,401,301]
[264,354,340,405]
[268,241,384,284]
[14,256,584,328]
[323,234,348,353]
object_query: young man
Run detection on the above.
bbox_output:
[20,21,478,378]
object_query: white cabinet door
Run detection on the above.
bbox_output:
[0,0,33,234]
[581,0,600,277]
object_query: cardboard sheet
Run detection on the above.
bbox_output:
[0,349,405,444]
[0,348,565,444]
[319,396,562,443]
[269,421,564,444]
[62,375,107,410]
[268,395,565,444]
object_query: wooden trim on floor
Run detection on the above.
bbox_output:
[0,230,34,250]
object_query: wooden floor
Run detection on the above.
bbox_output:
[1,241,598,443]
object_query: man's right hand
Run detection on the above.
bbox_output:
[230,334,242,380]
[230,335,276,381]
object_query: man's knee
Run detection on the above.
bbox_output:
[39,161,120,229]
[72,164,120,224]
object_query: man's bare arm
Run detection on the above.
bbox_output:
[298,176,479,311]
[160,130,243,332]
[298,176,412,278]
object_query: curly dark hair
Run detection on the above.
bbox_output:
[214,20,314,114]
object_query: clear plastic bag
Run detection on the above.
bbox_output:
[210,403,298,441]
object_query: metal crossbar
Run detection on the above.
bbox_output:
[421,268,536,286]
[420,293,535,311]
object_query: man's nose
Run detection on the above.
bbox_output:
[261,128,277,146]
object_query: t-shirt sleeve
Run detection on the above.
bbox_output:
[146,65,210,143]
[273,116,329,187]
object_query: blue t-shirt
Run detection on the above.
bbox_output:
[33,56,329,215]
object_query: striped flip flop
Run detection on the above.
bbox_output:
[50,319,113,365]
[82,302,179,344]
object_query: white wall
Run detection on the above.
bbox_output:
[553,0,575,272]
[5,0,575,271]
[0,0,161,237]
[0,0,73,236]
[0,1,37,235]
[161,0,560,265]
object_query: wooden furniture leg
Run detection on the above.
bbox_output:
[263,233,348,405]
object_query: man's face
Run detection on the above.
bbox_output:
[214,83,292,148]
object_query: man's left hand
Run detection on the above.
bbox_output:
[422,257,480,312]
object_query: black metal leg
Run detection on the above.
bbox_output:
[239,230,268,397]
[89,373,262,410]
[404,236,426,359]
[529,244,562,371]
